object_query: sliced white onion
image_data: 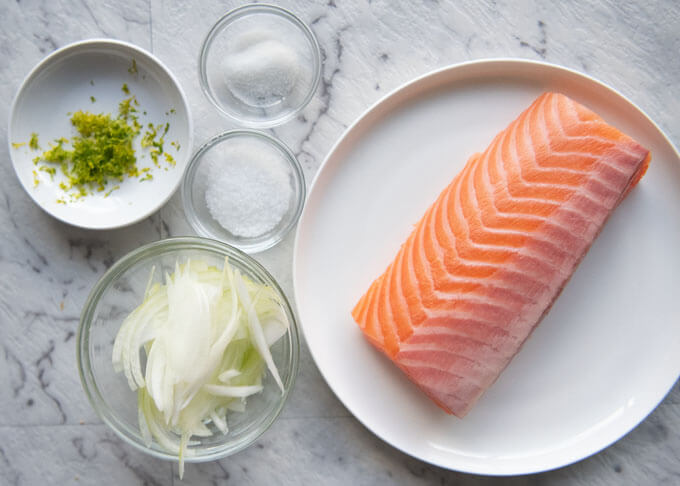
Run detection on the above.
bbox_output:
[112,257,289,479]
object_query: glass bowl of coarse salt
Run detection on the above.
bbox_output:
[182,130,305,253]
[199,4,322,127]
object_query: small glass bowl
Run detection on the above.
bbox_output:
[182,130,305,253]
[77,237,300,465]
[199,4,322,127]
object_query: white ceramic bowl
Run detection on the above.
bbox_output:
[8,39,193,229]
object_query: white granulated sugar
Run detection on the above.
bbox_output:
[222,30,300,107]
[205,145,292,238]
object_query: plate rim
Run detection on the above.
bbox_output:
[7,38,194,230]
[292,58,680,475]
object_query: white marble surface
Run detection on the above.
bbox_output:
[1,0,678,484]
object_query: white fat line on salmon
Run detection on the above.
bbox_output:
[410,324,522,354]
[456,150,616,250]
[554,96,645,159]
[390,246,410,330]
[397,351,498,388]
[435,180,566,288]
[396,361,485,395]
[462,174,585,251]
[450,184,575,282]
[412,205,546,321]
[420,309,526,341]
[398,341,508,371]
[498,97,639,199]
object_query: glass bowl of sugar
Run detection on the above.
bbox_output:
[182,130,305,253]
[199,4,322,127]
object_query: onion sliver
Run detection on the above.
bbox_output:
[233,269,284,391]
[203,384,264,397]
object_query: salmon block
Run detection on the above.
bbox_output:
[351,92,651,417]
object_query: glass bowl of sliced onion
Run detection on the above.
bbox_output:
[77,237,299,476]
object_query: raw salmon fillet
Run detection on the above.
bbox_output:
[351,92,651,417]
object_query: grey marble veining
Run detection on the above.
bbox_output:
[0,1,678,485]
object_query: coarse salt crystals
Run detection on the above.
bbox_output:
[205,144,292,238]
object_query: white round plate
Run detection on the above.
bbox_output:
[293,59,680,475]
[8,39,193,229]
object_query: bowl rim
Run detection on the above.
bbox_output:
[76,236,300,463]
[181,129,307,253]
[7,38,194,230]
[198,3,322,128]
